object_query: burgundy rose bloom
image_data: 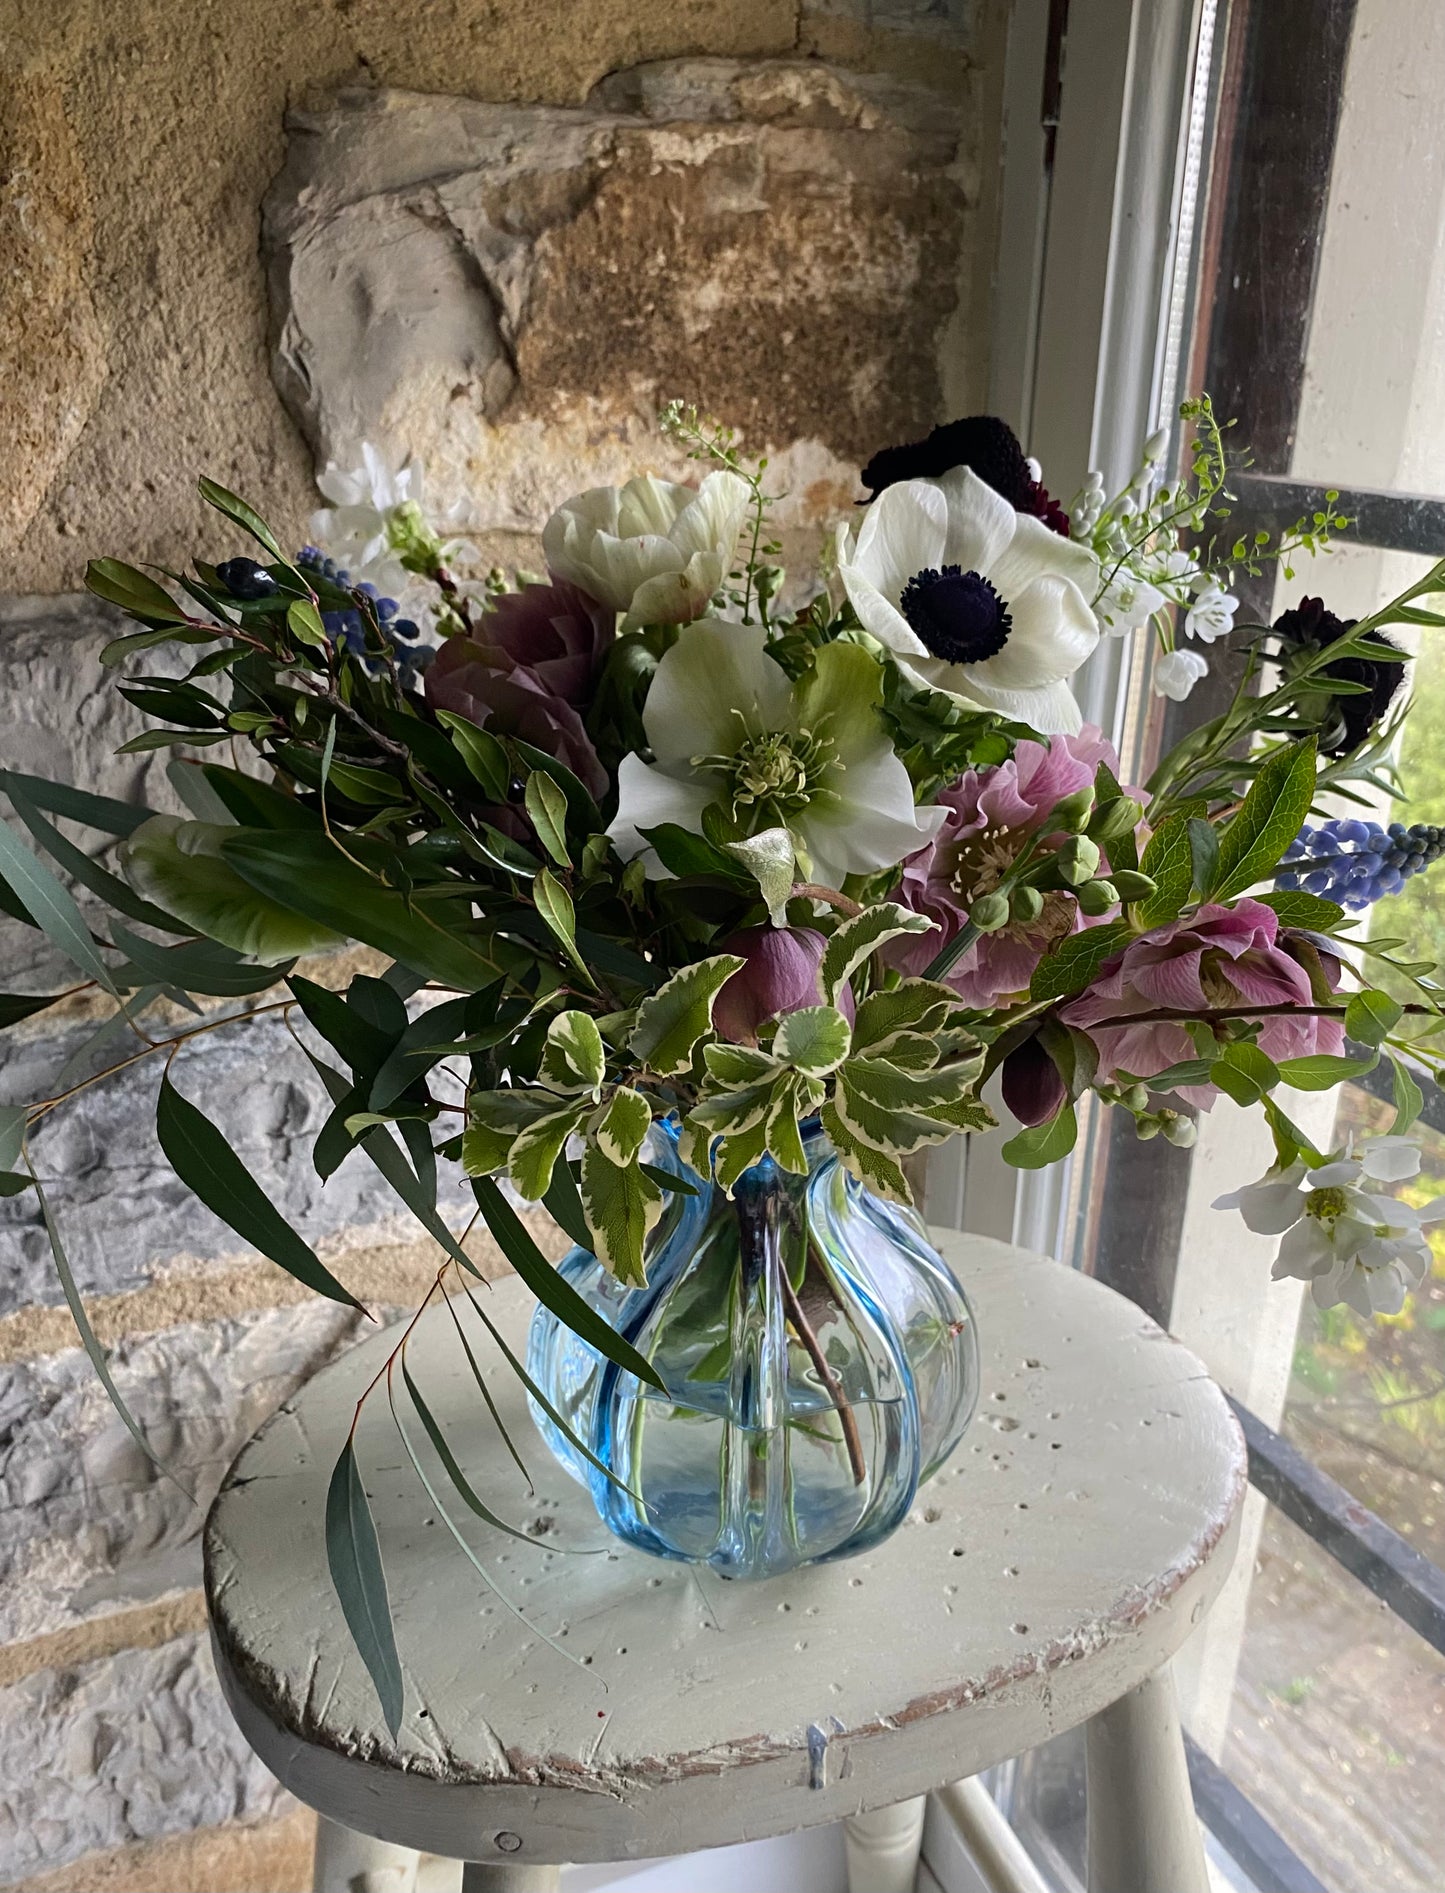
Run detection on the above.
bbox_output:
[713,927,856,1045]
[426,579,614,800]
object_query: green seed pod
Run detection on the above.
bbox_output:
[970,892,1012,932]
[1075,878,1120,916]
[1010,885,1045,924]
[1056,835,1101,886]
[1112,869,1158,901]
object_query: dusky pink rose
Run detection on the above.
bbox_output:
[1060,900,1344,1109]
[889,725,1132,1004]
[426,580,613,801]
[714,927,856,1045]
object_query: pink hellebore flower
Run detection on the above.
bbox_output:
[889,725,1129,1005]
[714,928,856,1045]
[1060,900,1343,1109]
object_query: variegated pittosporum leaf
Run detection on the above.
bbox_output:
[819,904,936,1004]
[628,953,746,1078]
[539,1009,606,1096]
[578,1141,662,1286]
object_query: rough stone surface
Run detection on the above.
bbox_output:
[0,1631,291,1884]
[262,62,977,557]
[0,1301,365,1648]
[9,1806,314,1893]
[0,74,108,561]
[9,0,860,594]
[0,1011,472,1309]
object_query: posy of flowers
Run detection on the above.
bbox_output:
[4,396,1445,1700]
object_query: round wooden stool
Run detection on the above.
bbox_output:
[204,1232,1245,1893]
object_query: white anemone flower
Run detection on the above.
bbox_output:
[836,468,1102,733]
[1215,1137,1445,1318]
[542,472,752,631]
[310,441,427,592]
[608,620,945,887]
[1152,648,1209,701]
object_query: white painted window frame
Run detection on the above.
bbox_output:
[930,0,1218,1261]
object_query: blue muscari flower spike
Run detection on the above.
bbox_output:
[1275,818,1445,910]
[296,547,430,686]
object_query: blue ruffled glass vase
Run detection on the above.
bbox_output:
[527,1121,979,1578]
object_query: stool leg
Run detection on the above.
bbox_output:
[459,1866,561,1893]
[1084,1666,1207,1893]
[313,1817,421,1893]
[844,1794,927,1893]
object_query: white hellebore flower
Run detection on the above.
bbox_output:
[311,441,427,593]
[836,468,1101,733]
[542,472,752,631]
[608,620,945,887]
[1184,581,1239,644]
[1215,1137,1445,1319]
[1152,648,1209,701]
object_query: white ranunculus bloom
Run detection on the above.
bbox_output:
[836,468,1101,733]
[608,620,944,887]
[1152,648,1209,701]
[542,472,752,631]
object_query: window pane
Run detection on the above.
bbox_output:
[1224,1504,1445,1893]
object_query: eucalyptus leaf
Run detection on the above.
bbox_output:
[325,1442,404,1735]
[0,817,118,996]
[157,1077,363,1307]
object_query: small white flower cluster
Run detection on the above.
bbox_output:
[1215,1136,1445,1318]
[1072,423,1239,704]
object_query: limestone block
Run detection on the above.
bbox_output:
[1,1013,471,1310]
[262,61,974,544]
[0,1300,364,1647]
[0,76,107,560]
[0,1630,290,1885]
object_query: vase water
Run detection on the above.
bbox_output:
[527,1122,979,1578]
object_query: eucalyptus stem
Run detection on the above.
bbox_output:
[784,1239,867,1487]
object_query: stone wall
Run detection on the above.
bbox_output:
[1,1,1003,1884]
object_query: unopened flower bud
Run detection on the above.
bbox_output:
[1049,788,1095,834]
[1111,869,1158,901]
[1055,836,1101,886]
[1002,1034,1067,1127]
[1089,796,1144,846]
[1159,1110,1197,1149]
[1010,885,1045,925]
[1123,1083,1149,1113]
[1135,1113,1162,1140]
[1076,878,1119,916]
[1145,428,1170,463]
[970,892,1012,932]
[713,926,855,1044]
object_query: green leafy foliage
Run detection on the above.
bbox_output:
[629,955,744,1077]
[1212,738,1319,901]
[326,1442,404,1735]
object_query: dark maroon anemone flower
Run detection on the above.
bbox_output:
[860,416,1072,537]
[1271,595,1406,758]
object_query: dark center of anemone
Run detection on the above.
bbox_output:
[898,565,1012,665]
